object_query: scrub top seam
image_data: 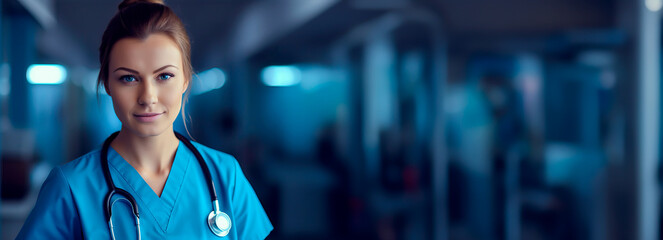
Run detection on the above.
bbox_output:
[231,158,238,201]
[106,150,153,206]
[159,142,186,213]
[251,225,274,240]
[107,162,166,233]
[163,144,192,231]
[55,167,85,239]
[228,157,238,235]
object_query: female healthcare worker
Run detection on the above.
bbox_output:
[16,0,273,239]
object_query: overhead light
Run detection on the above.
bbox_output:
[192,68,226,95]
[646,0,662,12]
[261,65,301,87]
[26,64,67,84]
[0,63,10,96]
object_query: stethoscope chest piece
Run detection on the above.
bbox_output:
[208,210,231,237]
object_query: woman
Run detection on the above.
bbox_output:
[17,0,273,239]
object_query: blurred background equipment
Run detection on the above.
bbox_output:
[1,0,662,239]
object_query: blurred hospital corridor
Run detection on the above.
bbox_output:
[1,0,663,239]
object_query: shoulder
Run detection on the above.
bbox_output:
[189,141,239,169]
[57,149,104,184]
[187,142,244,187]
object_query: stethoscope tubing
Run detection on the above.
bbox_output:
[100,131,227,238]
[174,132,218,202]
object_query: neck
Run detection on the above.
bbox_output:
[110,128,179,174]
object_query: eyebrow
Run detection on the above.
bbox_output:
[113,65,178,74]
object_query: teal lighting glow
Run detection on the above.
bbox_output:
[261,65,301,87]
[26,64,67,84]
[647,0,662,12]
[192,68,226,95]
[0,63,10,96]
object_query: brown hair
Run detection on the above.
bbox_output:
[98,0,193,133]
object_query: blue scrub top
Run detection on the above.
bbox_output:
[17,141,273,239]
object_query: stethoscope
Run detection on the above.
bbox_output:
[101,131,232,239]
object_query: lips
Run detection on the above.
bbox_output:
[134,112,163,122]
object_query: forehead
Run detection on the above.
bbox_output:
[109,33,182,71]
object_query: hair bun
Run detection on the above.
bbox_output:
[118,0,164,10]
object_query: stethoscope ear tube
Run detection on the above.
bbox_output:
[106,189,140,221]
[108,197,142,240]
[101,132,121,222]
[175,132,219,203]
[176,133,233,237]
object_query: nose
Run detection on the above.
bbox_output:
[138,81,157,106]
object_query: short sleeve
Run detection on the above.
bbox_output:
[231,160,273,240]
[16,167,82,240]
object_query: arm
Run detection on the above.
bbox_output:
[16,167,82,239]
[231,160,273,240]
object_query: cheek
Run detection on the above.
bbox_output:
[161,87,184,109]
[108,83,135,106]
[110,92,133,114]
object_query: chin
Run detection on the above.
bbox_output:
[126,124,170,138]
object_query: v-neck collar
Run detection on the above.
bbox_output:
[107,141,193,232]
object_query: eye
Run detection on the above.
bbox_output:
[158,73,174,81]
[119,75,137,83]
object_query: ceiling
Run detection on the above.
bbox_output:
[47,0,253,68]
[431,0,614,37]
[9,0,617,69]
